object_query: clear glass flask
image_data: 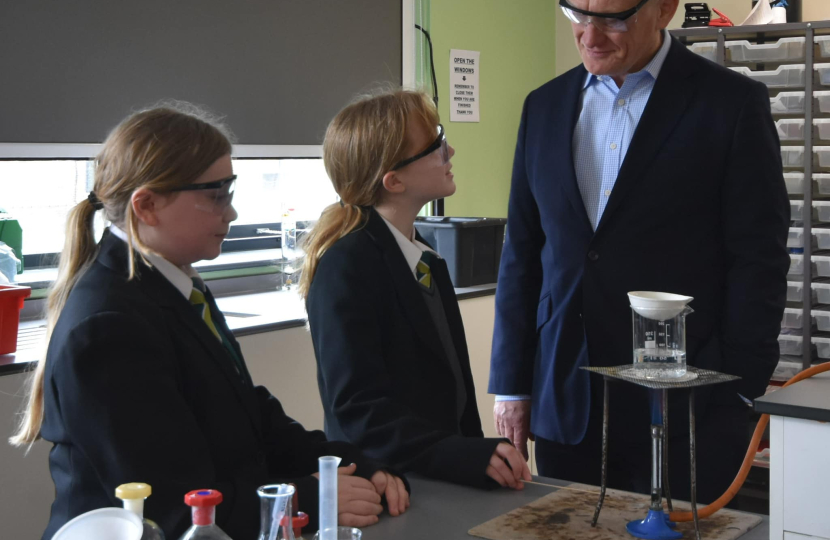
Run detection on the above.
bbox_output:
[178,490,233,540]
[629,292,693,379]
[257,484,298,540]
[115,482,165,540]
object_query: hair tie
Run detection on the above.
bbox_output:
[339,200,345,208]
[87,191,105,211]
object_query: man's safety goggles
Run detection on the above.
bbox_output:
[559,0,651,33]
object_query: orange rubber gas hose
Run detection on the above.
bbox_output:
[669,362,830,522]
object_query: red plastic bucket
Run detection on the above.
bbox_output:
[0,285,32,355]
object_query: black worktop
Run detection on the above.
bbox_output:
[754,373,830,422]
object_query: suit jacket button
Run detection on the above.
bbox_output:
[587,250,599,262]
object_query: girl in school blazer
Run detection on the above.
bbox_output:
[10,105,407,540]
[301,90,531,490]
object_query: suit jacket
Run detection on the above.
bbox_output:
[306,208,502,489]
[489,37,790,444]
[41,231,385,540]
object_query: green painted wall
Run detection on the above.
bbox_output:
[430,0,557,217]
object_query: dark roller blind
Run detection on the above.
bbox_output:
[0,0,401,145]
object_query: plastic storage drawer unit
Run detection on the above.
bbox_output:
[812,310,830,332]
[778,334,814,357]
[727,37,806,63]
[770,92,805,115]
[788,227,804,248]
[814,147,830,170]
[815,119,830,141]
[814,201,830,222]
[814,228,830,250]
[817,174,830,195]
[816,64,830,86]
[784,172,804,195]
[817,36,830,58]
[789,281,817,304]
[689,42,716,62]
[812,282,830,304]
[774,358,804,381]
[730,65,806,88]
[788,227,817,250]
[777,118,805,141]
[815,91,830,114]
[782,307,806,329]
[782,146,805,168]
[789,254,817,276]
[814,255,830,277]
[414,217,506,287]
[0,285,31,355]
[790,200,816,223]
[813,336,830,359]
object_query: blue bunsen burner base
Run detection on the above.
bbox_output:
[626,509,682,540]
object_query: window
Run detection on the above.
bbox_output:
[0,160,95,256]
[0,154,337,273]
[232,159,337,226]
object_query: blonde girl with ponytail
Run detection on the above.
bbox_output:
[11,104,404,540]
[304,89,532,491]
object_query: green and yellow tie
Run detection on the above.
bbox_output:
[189,278,252,386]
[189,283,222,341]
[416,251,435,289]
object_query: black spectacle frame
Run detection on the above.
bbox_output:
[391,125,446,171]
[170,175,237,192]
[558,0,651,21]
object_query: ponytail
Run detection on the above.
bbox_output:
[298,203,366,298]
[298,89,439,299]
[9,102,232,448]
[9,198,100,447]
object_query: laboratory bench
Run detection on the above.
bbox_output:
[755,372,830,539]
[0,285,502,539]
[365,475,769,540]
[0,282,498,376]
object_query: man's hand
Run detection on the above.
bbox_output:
[370,470,409,517]
[494,400,532,459]
[485,442,533,489]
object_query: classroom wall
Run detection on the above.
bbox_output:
[430,0,557,218]
[0,296,501,539]
[803,1,830,22]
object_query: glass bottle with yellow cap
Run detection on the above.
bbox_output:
[115,482,166,540]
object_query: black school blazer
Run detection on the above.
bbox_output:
[40,231,385,540]
[306,208,503,489]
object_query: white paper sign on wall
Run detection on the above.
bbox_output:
[449,49,480,123]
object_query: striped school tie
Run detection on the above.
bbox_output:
[189,280,221,341]
[190,278,252,386]
[416,251,436,290]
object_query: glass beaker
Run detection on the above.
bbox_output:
[312,528,361,540]
[257,484,295,540]
[631,304,693,379]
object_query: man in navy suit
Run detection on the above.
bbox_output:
[489,0,789,503]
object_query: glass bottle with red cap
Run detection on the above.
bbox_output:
[178,489,233,540]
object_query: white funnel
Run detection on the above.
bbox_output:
[51,508,143,540]
[628,291,693,321]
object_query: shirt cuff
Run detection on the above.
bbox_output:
[495,394,532,402]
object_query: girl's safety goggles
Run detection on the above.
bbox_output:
[170,175,236,215]
[391,124,450,171]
